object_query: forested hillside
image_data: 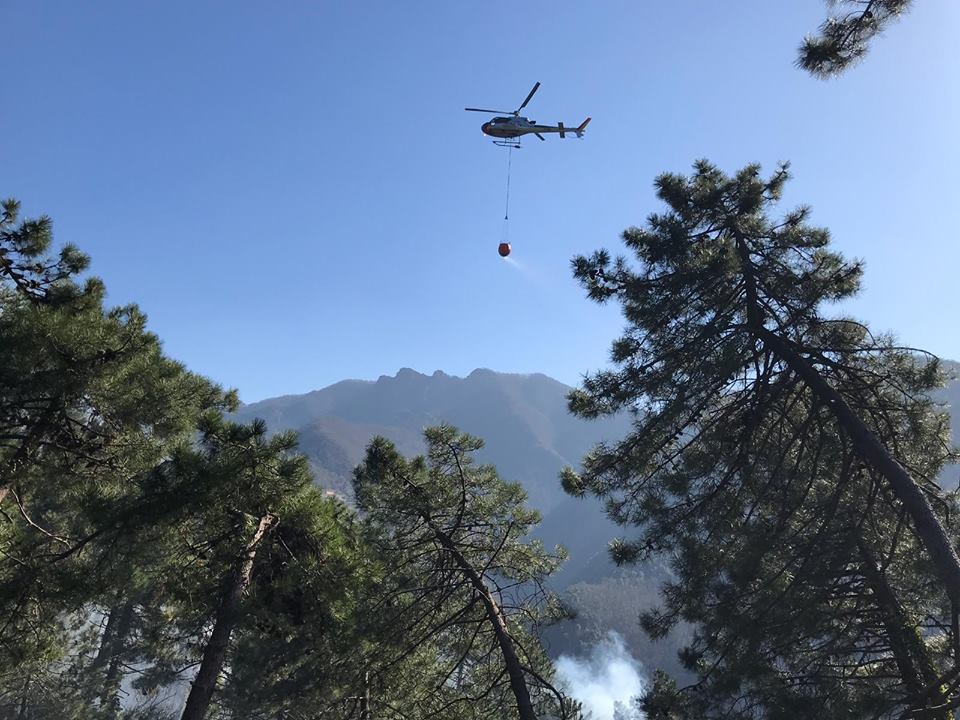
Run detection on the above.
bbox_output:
[234,365,960,681]
[235,368,632,512]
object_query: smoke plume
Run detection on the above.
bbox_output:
[555,632,646,720]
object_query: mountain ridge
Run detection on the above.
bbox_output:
[234,367,630,513]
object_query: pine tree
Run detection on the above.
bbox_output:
[0,199,234,706]
[799,0,913,77]
[214,485,374,719]
[0,200,471,718]
[123,416,312,720]
[354,426,578,720]
[0,199,233,507]
[631,386,955,717]
[564,161,960,716]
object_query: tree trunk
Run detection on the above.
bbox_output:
[856,537,947,716]
[734,234,960,608]
[0,403,60,507]
[424,516,537,720]
[16,677,29,720]
[92,604,121,672]
[95,601,136,716]
[360,670,370,720]
[180,513,276,720]
[760,325,960,607]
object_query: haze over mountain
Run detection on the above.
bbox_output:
[234,368,670,664]
[235,367,632,513]
[235,365,960,678]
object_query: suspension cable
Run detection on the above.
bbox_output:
[504,145,513,221]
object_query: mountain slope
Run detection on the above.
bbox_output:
[235,368,632,513]
[236,365,960,678]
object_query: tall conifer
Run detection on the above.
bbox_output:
[565,162,959,716]
[355,426,578,720]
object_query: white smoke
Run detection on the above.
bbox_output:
[555,632,646,720]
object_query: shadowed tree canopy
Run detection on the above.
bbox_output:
[149,416,367,720]
[0,199,237,700]
[354,425,578,720]
[799,0,913,77]
[564,161,960,717]
[0,199,235,505]
[565,160,956,594]
[632,386,958,718]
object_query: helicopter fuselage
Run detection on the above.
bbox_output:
[481,116,539,138]
[480,115,590,141]
[482,116,551,138]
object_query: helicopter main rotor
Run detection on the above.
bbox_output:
[465,81,540,117]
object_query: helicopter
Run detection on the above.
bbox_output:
[466,82,590,148]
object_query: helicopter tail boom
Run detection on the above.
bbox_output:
[557,118,591,139]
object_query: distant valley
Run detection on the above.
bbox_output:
[235,364,960,678]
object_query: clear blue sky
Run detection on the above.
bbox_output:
[3,1,958,402]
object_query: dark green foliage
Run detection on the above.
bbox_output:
[0,198,88,304]
[0,199,234,499]
[799,0,913,77]
[354,426,578,720]
[634,400,955,717]
[640,671,693,720]
[0,200,235,706]
[1,204,576,718]
[0,202,374,719]
[179,420,373,719]
[100,415,383,720]
[566,162,960,717]
[566,160,952,561]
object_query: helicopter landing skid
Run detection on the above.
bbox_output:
[493,138,521,149]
